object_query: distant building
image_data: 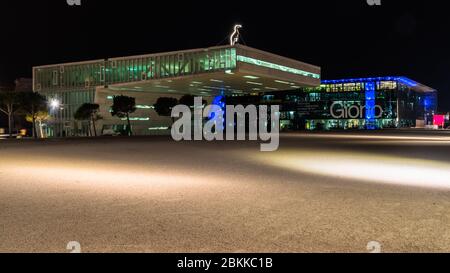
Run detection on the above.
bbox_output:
[229,77,438,131]
[0,78,32,92]
[260,77,437,130]
[14,78,33,92]
[0,82,14,92]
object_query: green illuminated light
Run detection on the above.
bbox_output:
[121,117,150,121]
[244,75,260,80]
[107,96,114,100]
[275,80,294,85]
[148,127,169,131]
[136,105,153,109]
[203,86,222,90]
[210,79,224,83]
[237,55,320,79]
[35,47,238,94]
[246,81,263,86]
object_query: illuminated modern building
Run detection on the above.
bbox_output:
[32,43,438,135]
[32,45,320,136]
[258,77,437,130]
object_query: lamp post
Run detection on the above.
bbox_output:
[50,99,60,110]
[48,98,65,137]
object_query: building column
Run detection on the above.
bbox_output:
[365,82,376,130]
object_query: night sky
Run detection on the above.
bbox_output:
[1,0,449,110]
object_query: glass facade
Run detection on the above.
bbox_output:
[259,77,438,131]
[34,47,237,91]
[33,47,238,137]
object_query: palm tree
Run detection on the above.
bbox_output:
[0,91,21,138]
[20,92,48,139]
[111,95,136,136]
[74,103,102,137]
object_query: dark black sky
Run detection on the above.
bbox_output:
[1,0,449,110]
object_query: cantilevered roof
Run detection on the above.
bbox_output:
[321,76,436,93]
[108,45,320,96]
[33,44,321,95]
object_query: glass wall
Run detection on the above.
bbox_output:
[33,47,237,92]
[33,47,237,136]
[44,88,96,137]
[257,79,437,131]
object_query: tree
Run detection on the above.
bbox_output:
[26,111,50,138]
[154,97,178,123]
[20,92,48,139]
[111,95,136,136]
[178,95,195,108]
[179,95,206,109]
[74,103,102,137]
[0,91,21,137]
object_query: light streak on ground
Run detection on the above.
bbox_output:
[287,133,450,142]
[250,150,450,190]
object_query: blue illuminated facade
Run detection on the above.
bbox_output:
[209,95,226,131]
[321,76,419,86]
[365,82,376,130]
[256,76,437,131]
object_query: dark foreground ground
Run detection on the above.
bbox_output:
[1,130,450,253]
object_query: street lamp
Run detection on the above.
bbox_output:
[48,98,64,137]
[50,99,61,110]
